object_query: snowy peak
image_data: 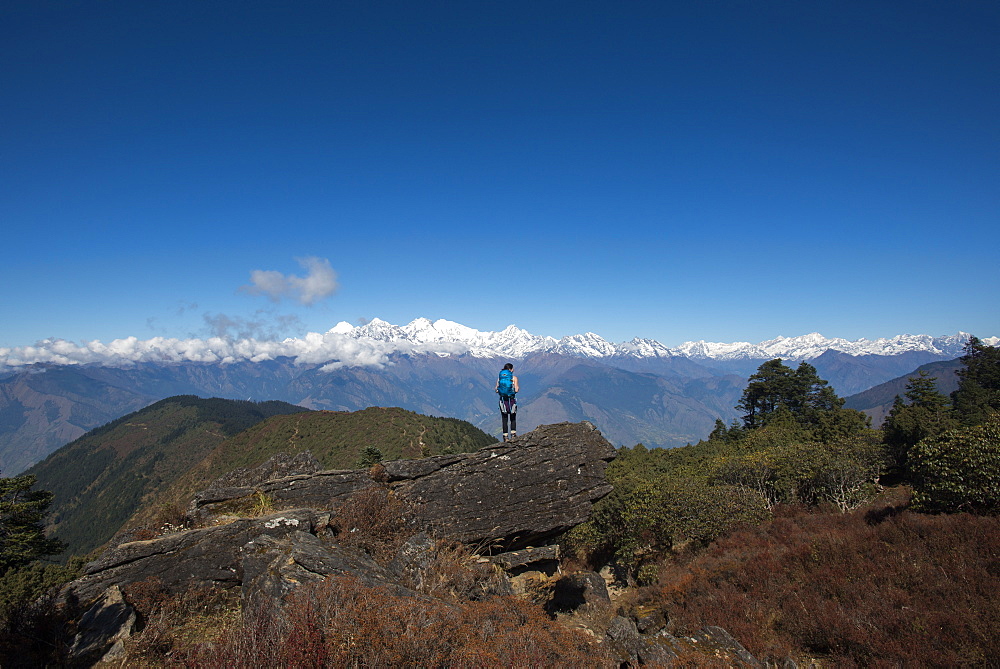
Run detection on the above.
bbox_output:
[619,338,675,359]
[333,319,981,361]
[556,332,618,357]
[674,332,980,361]
[348,318,407,342]
[1,316,992,371]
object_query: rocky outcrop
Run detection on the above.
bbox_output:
[388,420,616,549]
[56,420,765,667]
[192,420,616,550]
[66,509,319,606]
[63,422,616,610]
[602,612,764,667]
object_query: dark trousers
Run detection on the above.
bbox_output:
[499,395,517,433]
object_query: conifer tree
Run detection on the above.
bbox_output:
[951,336,1000,426]
[883,371,957,470]
[0,473,64,571]
[738,359,858,435]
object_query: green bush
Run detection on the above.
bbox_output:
[0,558,83,662]
[567,474,770,578]
[909,414,1000,514]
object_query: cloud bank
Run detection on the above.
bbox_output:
[0,331,468,371]
[241,257,338,305]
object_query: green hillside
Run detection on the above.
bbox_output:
[27,396,309,558]
[844,359,962,424]
[146,407,494,520]
[212,406,492,469]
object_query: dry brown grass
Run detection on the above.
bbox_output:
[177,575,609,668]
[649,493,1000,666]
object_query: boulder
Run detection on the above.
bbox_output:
[487,545,560,572]
[389,421,616,550]
[605,615,680,666]
[546,571,610,614]
[65,509,316,606]
[191,469,373,518]
[67,585,137,665]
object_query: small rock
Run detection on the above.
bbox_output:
[68,585,137,665]
[546,571,610,614]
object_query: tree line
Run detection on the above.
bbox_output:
[564,335,1000,580]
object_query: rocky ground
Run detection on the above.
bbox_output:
[60,421,763,667]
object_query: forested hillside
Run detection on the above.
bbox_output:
[844,358,963,425]
[28,400,493,559]
[26,396,309,557]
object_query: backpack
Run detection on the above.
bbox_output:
[497,369,515,397]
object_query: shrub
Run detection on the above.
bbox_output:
[413,540,509,602]
[329,484,414,563]
[909,414,1000,514]
[652,495,1000,666]
[178,575,607,667]
[568,475,770,579]
[120,578,239,664]
[0,559,83,665]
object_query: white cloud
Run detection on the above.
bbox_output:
[241,257,339,305]
[0,329,472,371]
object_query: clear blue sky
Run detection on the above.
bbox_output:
[3,0,998,349]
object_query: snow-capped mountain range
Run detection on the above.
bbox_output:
[337,317,990,362]
[1,317,994,370]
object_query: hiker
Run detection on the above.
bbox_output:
[495,362,519,441]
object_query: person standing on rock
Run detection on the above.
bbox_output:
[495,362,519,442]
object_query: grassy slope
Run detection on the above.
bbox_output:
[128,406,495,533]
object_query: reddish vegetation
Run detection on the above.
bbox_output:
[652,493,1000,666]
[171,576,605,667]
[328,484,413,563]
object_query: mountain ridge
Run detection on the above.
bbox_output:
[2,317,993,372]
[2,319,992,474]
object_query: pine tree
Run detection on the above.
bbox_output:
[883,371,958,471]
[357,447,384,468]
[737,359,859,436]
[952,336,1000,426]
[738,359,797,428]
[0,474,64,571]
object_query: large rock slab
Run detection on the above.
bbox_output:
[390,421,616,549]
[193,421,616,551]
[64,509,316,606]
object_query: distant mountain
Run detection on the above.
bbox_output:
[0,365,158,475]
[3,317,990,371]
[27,396,308,558]
[844,359,964,426]
[337,318,983,363]
[1,318,991,471]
